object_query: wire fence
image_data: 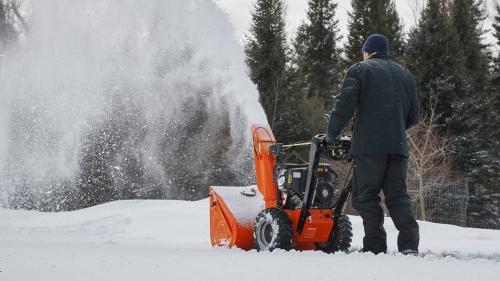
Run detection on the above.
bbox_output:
[409,182,469,227]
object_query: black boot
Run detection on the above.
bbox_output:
[401,249,418,256]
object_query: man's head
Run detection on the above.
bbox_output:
[362,34,389,61]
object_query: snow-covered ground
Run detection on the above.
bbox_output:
[1,199,500,281]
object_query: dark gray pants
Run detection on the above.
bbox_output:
[351,154,419,254]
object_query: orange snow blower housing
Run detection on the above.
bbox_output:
[209,124,353,252]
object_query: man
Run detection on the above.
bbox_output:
[327,34,420,255]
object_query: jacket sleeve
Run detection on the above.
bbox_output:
[328,65,361,139]
[406,76,420,129]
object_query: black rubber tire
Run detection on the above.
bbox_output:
[253,208,293,252]
[316,214,352,253]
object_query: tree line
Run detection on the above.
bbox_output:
[245,0,500,229]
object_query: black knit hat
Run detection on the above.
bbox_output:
[362,34,389,55]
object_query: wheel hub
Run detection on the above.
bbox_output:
[256,220,275,249]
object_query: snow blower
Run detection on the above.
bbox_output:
[209,124,353,252]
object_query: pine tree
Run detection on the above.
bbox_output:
[405,0,465,126]
[491,3,500,226]
[289,0,342,140]
[495,4,500,45]
[448,0,500,229]
[472,2,500,228]
[450,0,490,92]
[244,0,290,137]
[344,0,404,67]
[493,4,499,136]
[294,0,342,100]
[493,4,500,86]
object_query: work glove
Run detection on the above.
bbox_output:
[325,134,340,149]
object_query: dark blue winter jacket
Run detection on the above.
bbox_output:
[328,54,420,157]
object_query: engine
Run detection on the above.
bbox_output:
[276,164,339,209]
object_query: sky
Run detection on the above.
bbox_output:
[215,0,498,49]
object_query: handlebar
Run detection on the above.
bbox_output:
[313,134,352,161]
[323,137,352,161]
[272,134,352,162]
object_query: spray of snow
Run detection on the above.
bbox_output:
[0,0,266,207]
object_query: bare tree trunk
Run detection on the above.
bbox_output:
[271,71,286,131]
[407,88,451,222]
[418,174,426,220]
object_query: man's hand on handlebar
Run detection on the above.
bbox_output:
[325,134,340,148]
[324,134,352,161]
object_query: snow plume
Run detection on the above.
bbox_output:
[0,0,266,210]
